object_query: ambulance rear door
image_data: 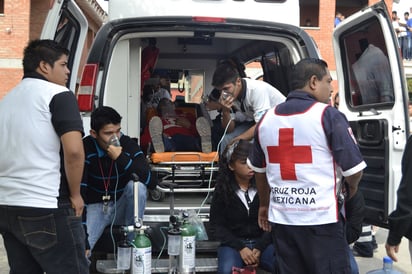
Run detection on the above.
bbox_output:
[40,0,88,92]
[333,1,410,227]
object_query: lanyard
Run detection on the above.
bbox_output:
[98,158,114,198]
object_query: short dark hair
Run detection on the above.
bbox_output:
[90,106,122,132]
[212,62,240,87]
[219,57,246,78]
[22,39,69,74]
[290,58,328,90]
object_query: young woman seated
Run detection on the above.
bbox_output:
[210,139,276,273]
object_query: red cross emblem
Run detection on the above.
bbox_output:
[267,128,312,180]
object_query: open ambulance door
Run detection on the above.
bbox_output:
[333,1,410,227]
[40,0,88,92]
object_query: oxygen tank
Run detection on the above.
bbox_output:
[131,229,151,274]
[179,212,196,274]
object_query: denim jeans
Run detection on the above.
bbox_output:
[219,121,255,154]
[217,241,276,274]
[348,246,359,274]
[405,36,412,60]
[86,181,147,251]
[0,205,89,274]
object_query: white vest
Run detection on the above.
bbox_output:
[258,102,338,225]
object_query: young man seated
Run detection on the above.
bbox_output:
[140,98,212,153]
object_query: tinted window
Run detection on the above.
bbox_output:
[54,10,81,87]
[340,17,394,108]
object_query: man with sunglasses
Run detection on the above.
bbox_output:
[212,62,285,154]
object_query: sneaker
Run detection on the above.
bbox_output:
[352,244,373,258]
[149,116,164,153]
[196,116,212,153]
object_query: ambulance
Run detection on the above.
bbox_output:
[41,0,410,269]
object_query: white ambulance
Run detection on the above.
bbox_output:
[41,0,409,267]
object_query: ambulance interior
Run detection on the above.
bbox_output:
[137,34,295,199]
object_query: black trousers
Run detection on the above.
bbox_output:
[271,221,350,274]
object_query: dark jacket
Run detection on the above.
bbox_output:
[345,189,365,244]
[210,187,272,252]
[387,136,412,245]
[81,134,157,204]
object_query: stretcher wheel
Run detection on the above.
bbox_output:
[149,189,165,201]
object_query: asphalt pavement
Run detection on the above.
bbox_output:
[0,228,411,273]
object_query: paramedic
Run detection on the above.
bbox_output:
[0,39,88,273]
[81,106,157,253]
[248,58,366,273]
[385,135,412,263]
[212,62,285,154]
[210,140,275,273]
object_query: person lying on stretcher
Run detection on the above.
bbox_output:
[140,98,212,153]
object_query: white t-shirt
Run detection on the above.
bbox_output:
[0,77,83,208]
[231,78,285,122]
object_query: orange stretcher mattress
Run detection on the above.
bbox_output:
[150,151,219,164]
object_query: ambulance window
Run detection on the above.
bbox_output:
[245,60,263,80]
[163,69,204,104]
[54,10,81,76]
[340,17,394,108]
[181,70,204,104]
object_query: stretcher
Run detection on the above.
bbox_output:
[148,151,219,201]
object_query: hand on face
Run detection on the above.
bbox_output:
[106,144,122,160]
[91,123,122,160]
[219,92,235,110]
[217,79,239,110]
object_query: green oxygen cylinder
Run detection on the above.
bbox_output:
[131,229,151,274]
[179,212,196,274]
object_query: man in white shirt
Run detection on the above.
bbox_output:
[212,62,285,153]
[393,11,408,58]
[0,39,88,273]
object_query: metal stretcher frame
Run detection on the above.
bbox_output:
[149,151,219,193]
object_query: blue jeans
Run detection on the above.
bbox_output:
[405,36,412,60]
[219,121,255,154]
[0,205,88,274]
[86,181,147,251]
[399,36,408,59]
[217,241,276,274]
[348,246,359,274]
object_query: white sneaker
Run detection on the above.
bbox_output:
[149,116,164,153]
[196,117,212,153]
